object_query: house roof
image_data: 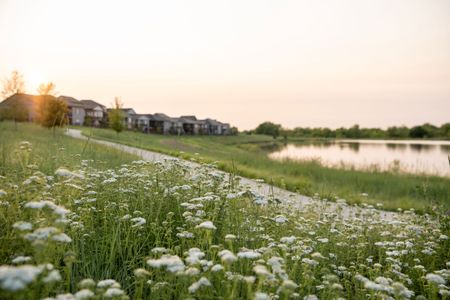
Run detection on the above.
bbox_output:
[0,93,47,109]
[205,118,222,126]
[58,96,84,107]
[152,113,174,122]
[80,99,106,109]
[180,115,197,121]
[134,114,153,120]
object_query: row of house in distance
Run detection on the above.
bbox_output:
[0,93,232,135]
[117,109,230,135]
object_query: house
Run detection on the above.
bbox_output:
[0,93,40,122]
[149,113,175,134]
[79,100,107,127]
[133,114,152,132]
[59,96,85,125]
[179,115,202,135]
[59,96,107,126]
[1,93,234,135]
[204,119,222,135]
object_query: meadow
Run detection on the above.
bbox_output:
[80,127,450,213]
[0,122,449,299]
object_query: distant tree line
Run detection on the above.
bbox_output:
[250,121,450,139]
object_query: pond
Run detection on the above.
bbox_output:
[269,139,450,177]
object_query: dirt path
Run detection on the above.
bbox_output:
[66,129,399,221]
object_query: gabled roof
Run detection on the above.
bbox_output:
[58,96,84,107]
[134,114,153,120]
[180,115,197,121]
[80,99,106,109]
[152,113,174,122]
[0,93,46,108]
[205,118,222,126]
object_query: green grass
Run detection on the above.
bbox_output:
[1,122,449,299]
[80,127,450,213]
[0,122,138,177]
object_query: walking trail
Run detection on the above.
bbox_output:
[66,129,399,221]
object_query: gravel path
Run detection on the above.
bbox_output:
[66,129,399,221]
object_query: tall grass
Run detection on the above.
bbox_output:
[80,127,450,213]
[0,123,449,299]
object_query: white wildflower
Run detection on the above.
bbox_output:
[282,279,298,290]
[255,292,270,300]
[42,270,62,283]
[130,217,146,228]
[55,168,84,179]
[185,248,205,265]
[184,267,200,276]
[237,250,261,259]
[12,256,32,264]
[97,279,120,288]
[78,278,96,289]
[134,268,150,278]
[74,289,95,300]
[304,296,318,300]
[425,273,446,285]
[195,221,216,230]
[302,258,319,267]
[0,265,43,291]
[211,264,224,272]
[104,287,125,298]
[218,250,237,264]
[147,255,185,273]
[280,236,296,244]
[52,233,72,243]
[274,215,288,224]
[225,234,237,241]
[253,265,270,276]
[56,293,75,300]
[188,277,211,293]
[151,247,168,254]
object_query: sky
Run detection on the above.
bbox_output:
[0,0,449,130]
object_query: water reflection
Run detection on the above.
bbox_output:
[269,139,450,177]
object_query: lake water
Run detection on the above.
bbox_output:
[269,139,450,177]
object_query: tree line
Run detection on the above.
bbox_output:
[251,122,450,140]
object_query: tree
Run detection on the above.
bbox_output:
[109,97,125,134]
[254,122,282,139]
[1,70,25,98]
[37,82,68,129]
[230,126,239,135]
[1,70,28,129]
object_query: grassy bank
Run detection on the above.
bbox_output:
[1,122,449,299]
[0,122,138,177]
[81,127,450,213]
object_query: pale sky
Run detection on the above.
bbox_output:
[1,0,449,130]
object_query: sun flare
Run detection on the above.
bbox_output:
[25,72,48,93]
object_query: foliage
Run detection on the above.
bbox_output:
[1,70,25,98]
[81,127,450,212]
[0,71,28,125]
[230,126,239,135]
[254,122,450,140]
[109,97,125,134]
[255,122,282,139]
[0,123,449,299]
[36,83,68,128]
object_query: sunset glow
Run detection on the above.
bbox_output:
[1,0,449,129]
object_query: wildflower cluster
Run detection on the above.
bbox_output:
[0,141,449,299]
